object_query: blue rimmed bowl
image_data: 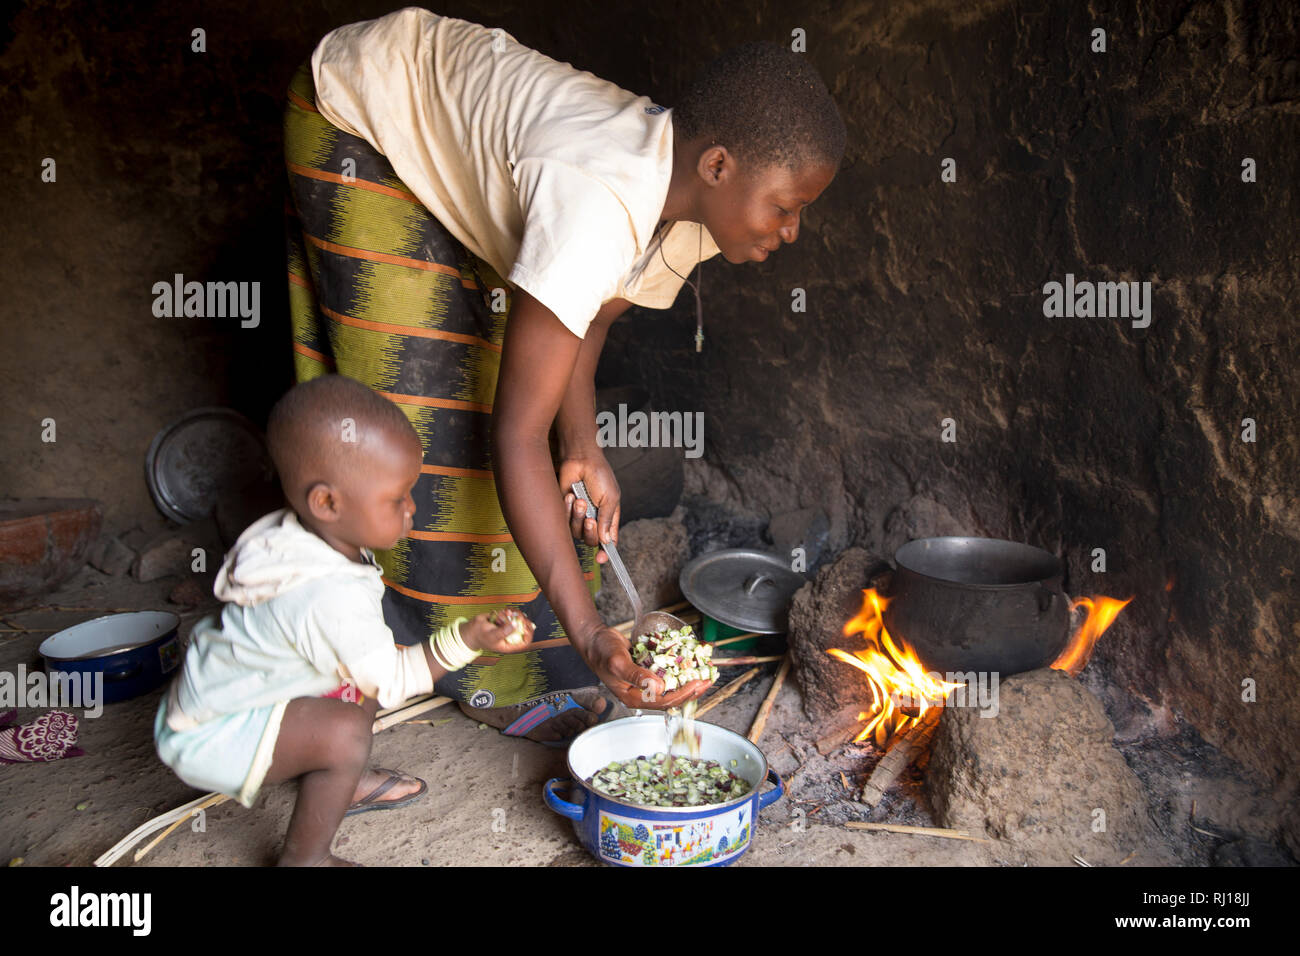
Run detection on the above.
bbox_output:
[39,611,182,705]
[544,715,784,867]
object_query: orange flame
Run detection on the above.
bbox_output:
[1050,595,1133,677]
[827,589,961,747]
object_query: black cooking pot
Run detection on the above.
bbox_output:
[880,537,1069,676]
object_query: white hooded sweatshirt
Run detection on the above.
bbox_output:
[163,508,433,731]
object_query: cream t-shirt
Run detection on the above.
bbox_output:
[310,6,719,338]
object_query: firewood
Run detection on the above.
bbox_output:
[97,692,455,866]
[845,821,993,844]
[712,655,783,666]
[709,631,761,647]
[133,792,230,862]
[859,707,941,807]
[371,695,453,732]
[695,667,760,716]
[816,723,864,755]
[747,654,791,745]
[95,791,232,868]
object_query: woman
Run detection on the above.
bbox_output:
[283,7,844,750]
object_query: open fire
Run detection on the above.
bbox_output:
[827,589,961,747]
[829,587,1132,747]
[1050,595,1133,677]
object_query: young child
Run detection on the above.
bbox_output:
[154,374,535,866]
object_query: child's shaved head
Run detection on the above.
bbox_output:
[267,375,420,507]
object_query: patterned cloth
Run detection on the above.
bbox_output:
[0,710,84,763]
[283,63,602,708]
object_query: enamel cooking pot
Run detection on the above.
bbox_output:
[40,611,182,705]
[544,715,784,867]
[880,537,1070,676]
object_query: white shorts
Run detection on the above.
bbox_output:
[153,697,288,808]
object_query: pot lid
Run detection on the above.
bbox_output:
[146,408,272,524]
[679,548,807,634]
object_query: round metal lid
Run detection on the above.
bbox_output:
[679,548,808,634]
[146,408,272,524]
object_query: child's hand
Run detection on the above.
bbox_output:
[462,609,536,654]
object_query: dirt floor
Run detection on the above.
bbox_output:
[0,564,1143,868]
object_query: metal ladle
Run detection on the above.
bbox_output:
[570,481,690,639]
[571,481,700,744]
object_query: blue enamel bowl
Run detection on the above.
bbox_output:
[39,611,182,705]
[544,715,784,867]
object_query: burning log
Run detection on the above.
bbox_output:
[827,588,960,748]
[815,723,868,755]
[859,706,941,807]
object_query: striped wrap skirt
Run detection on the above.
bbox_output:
[282,63,602,708]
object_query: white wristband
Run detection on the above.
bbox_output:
[431,616,481,672]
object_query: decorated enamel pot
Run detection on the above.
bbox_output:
[543,715,784,867]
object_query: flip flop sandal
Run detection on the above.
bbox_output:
[344,767,428,817]
[501,691,623,749]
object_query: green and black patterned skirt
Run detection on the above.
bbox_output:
[282,63,601,707]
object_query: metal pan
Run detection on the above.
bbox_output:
[880,537,1070,675]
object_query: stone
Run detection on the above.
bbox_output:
[167,577,208,607]
[0,499,103,609]
[118,527,154,554]
[133,534,193,583]
[786,547,893,730]
[927,668,1160,865]
[85,535,135,576]
[594,517,689,626]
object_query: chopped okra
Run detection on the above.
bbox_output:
[631,624,718,692]
[586,753,752,807]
